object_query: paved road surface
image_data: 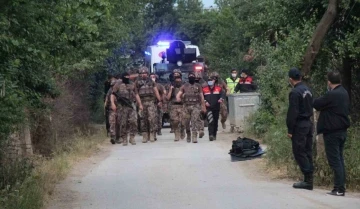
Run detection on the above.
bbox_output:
[48,127,360,209]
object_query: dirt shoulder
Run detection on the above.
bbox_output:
[45,143,112,209]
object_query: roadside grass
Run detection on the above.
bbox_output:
[245,111,360,191]
[0,129,107,209]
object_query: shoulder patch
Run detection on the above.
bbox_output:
[303,90,312,98]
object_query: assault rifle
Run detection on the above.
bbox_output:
[113,92,134,109]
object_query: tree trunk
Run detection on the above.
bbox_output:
[342,56,352,102]
[301,0,338,76]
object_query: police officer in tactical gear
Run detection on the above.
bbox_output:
[135,67,162,143]
[167,73,185,141]
[286,68,314,190]
[150,73,166,137]
[212,71,228,129]
[107,74,123,144]
[194,71,206,138]
[111,72,142,145]
[167,69,182,134]
[104,74,117,136]
[176,72,206,143]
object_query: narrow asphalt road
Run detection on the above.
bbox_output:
[48,126,360,209]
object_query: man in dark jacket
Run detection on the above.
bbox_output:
[286,68,314,190]
[313,71,350,196]
[203,72,226,141]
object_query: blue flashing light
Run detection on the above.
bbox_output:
[144,51,151,56]
[157,41,170,46]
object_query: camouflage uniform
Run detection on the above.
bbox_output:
[164,83,173,133]
[108,80,123,143]
[168,84,185,141]
[168,69,182,134]
[180,82,203,143]
[218,79,228,129]
[195,76,207,138]
[136,78,158,143]
[156,83,166,135]
[112,81,137,145]
[107,87,117,140]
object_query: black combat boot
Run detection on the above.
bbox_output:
[293,173,313,190]
[199,131,204,138]
[192,132,198,143]
[186,131,191,143]
[180,128,185,140]
[110,136,116,145]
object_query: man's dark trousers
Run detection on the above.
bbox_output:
[323,131,346,192]
[291,121,314,175]
[207,110,220,137]
[226,97,229,113]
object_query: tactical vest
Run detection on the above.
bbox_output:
[171,86,183,105]
[137,79,155,102]
[226,77,240,94]
[183,83,201,105]
[156,83,164,96]
[116,83,134,101]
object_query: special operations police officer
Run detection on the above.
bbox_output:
[167,73,185,141]
[176,72,206,143]
[286,67,314,190]
[135,67,163,143]
[150,73,166,137]
[194,71,207,138]
[104,74,117,136]
[213,72,228,130]
[111,72,142,145]
[165,70,182,134]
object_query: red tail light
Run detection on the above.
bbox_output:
[194,65,203,71]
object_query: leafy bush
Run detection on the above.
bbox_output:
[246,108,275,137]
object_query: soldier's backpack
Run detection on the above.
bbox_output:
[229,137,260,157]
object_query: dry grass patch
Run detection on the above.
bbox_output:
[0,130,106,209]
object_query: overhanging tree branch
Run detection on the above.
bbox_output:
[301,0,338,76]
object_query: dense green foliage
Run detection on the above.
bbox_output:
[0,0,143,142]
[0,0,144,206]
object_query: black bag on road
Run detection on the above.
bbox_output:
[229,137,260,157]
